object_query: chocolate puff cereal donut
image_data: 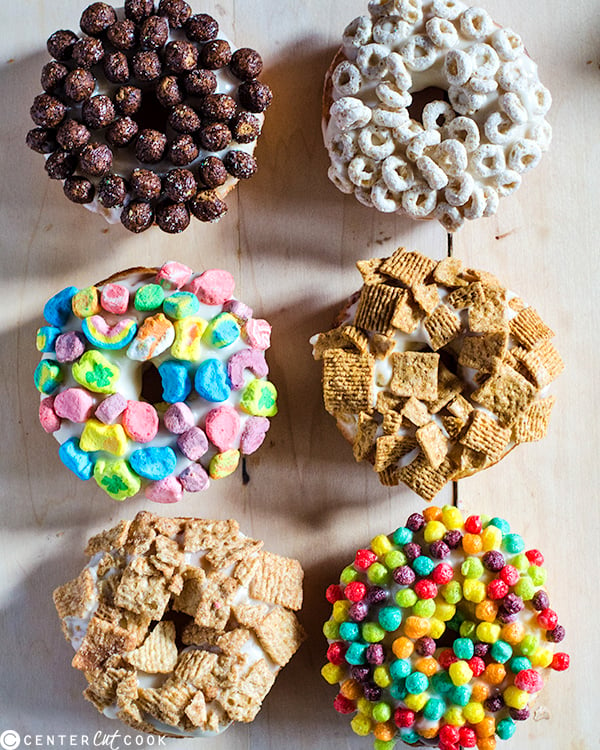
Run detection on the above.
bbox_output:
[54,511,305,736]
[26,2,272,233]
[323,0,552,230]
[35,261,278,501]
[311,247,563,500]
[322,506,569,749]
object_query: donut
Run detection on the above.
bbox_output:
[53,510,306,736]
[311,247,563,501]
[322,505,569,749]
[35,261,278,502]
[322,0,552,231]
[26,1,273,233]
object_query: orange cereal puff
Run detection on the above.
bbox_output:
[53,511,306,736]
[321,507,569,749]
[311,248,563,501]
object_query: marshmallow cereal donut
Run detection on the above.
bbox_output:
[53,511,306,736]
[323,0,552,231]
[26,1,272,233]
[35,261,278,502]
[322,506,569,749]
[311,247,563,501]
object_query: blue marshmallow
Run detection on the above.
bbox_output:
[43,286,78,327]
[58,437,94,480]
[129,446,177,481]
[158,360,192,403]
[195,358,231,402]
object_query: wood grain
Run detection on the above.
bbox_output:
[0,1,597,748]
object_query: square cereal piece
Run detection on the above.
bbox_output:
[181,622,221,647]
[514,396,556,443]
[355,283,406,334]
[217,659,276,723]
[458,331,509,373]
[193,572,240,631]
[471,364,537,427]
[175,649,219,689]
[185,691,207,728]
[449,444,489,478]
[53,568,96,622]
[356,256,389,285]
[433,257,468,288]
[85,521,130,557]
[216,628,251,655]
[377,465,401,486]
[460,410,512,461]
[150,535,184,577]
[468,285,508,333]
[114,557,171,620]
[124,511,158,556]
[401,396,431,427]
[183,518,239,552]
[322,349,375,416]
[447,282,485,310]
[376,391,406,414]
[371,333,396,359]
[460,267,502,287]
[442,415,466,440]
[142,676,196,727]
[205,534,263,570]
[154,516,185,538]
[398,453,454,502]
[390,290,421,333]
[255,607,306,667]
[249,551,304,611]
[83,656,134,710]
[424,304,462,350]
[312,325,369,360]
[413,283,440,314]
[389,352,439,400]
[373,435,418,472]
[233,555,261,587]
[72,616,137,672]
[446,394,473,422]
[232,603,269,629]
[425,363,463,413]
[382,410,403,435]
[125,621,178,674]
[115,671,139,710]
[511,340,564,388]
[353,411,379,462]
[380,249,436,287]
[416,421,448,470]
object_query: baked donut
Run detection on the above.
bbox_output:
[53,510,305,736]
[311,247,563,501]
[323,0,552,231]
[26,1,272,233]
[35,261,278,501]
[322,505,569,749]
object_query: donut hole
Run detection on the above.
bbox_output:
[140,362,163,405]
[134,90,170,133]
[407,86,451,127]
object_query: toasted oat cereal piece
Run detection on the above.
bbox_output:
[323,349,375,415]
[468,285,508,332]
[416,421,448,469]
[217,659,276,723]
[472,364,537,426]
[249,551,304,611]
[254,607,307,666]
[401,396,431,427]
[514,395,556,443]
[85,521,130,557]
[447,281,486,310]
[382,409,403,435]
[380,249,436,287]
[373,434,418,472]
[426,363,463,414]
[459,331,509,372]
[356,256,389,285]
[511,340,564,387]
[355,283,407,333]
[446,394,474,422]
[390,289,421,333]
[376,391,406,414]
[313,325,370,359]
[126,621,178,673]
[398,454,454,502]
[433,257,468,288]
[371,333,396,358]
[424,304,461,350]
[413,283,441,314]
[353,411,379,461]
[460,410,512,460]
[389,351,439,400]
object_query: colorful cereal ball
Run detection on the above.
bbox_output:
[35,262,277,502]
[322,507,569,749]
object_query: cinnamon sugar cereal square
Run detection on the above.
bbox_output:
[508,307,555,348]
[255,607,306,667]
[322,349,375,416]
[183,518,239,552]
[401,396,431,427]
[125,621,178,673]
[424,304,461,350]
[458,331,509,373]
[460,268,502,287]
[216,628,251,655]
[380,249,436,287]
[174,649,219,689]
[233,555,261,587]
[390,290,421,333]
[232,603,269,629]
[389,352,439,400]
[425,364,463,413]
[355,283,406,334]
[433,257,468,288]
[413,283,441,314]
[460,410,512,460]
[181,622,220,647]
[193,572,239,631]
[398,454,454,502]
[468,285,508,333]
[217,659,276,723]
[514,396,556,443]
[85,520,130,557]
[72,616,137,672]
[356,256,388,285]
[353,411,379,462]
[249,551,304,611]
[313,325,369,359]
[184,691,208,728]
[53,568,96,621]
[416,421,448,470]
[471,364,537,427]
[447,281,485,310]
[114,557,171,619]
[124,511,159,556]
[511,340,564,387]
[172,568,206,616]
[205,534,263,570]
[373,434,418,472]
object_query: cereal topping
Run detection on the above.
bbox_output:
[311,247,563,499]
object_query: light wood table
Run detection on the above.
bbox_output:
[1,0,598,748]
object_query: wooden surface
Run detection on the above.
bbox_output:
[0,0,598,748]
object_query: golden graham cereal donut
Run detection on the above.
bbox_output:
[322,506,569,750]
[311,247,563,501]
[54,511,306,736]
[323,0,552,231]
[35,261,278,502]
[26,1,272,233]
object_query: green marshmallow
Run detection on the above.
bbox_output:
[134,283,166,311]
[94,458,141,500]
[240,379,278,417]
[72,350,119,394]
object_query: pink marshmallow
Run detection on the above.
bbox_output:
[205,406,240,452]
[179,464,210,492]
[240,416,270,454]
[101,283,130,314]
[145,475,183,503]
[122,401,159,443]
[54,387,95,423]
[223,299,253,321]
[156,261,192,290]
[244,318,271,350]
[227,349,268,390]
[95,393,127,424]
[39,396,61,433]
[177,426,208,460]
[189,269,235,305]
[164,402,195,434]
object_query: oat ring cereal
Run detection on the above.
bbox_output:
[322,506,569,749]
[311,247,563,500]
[26,1,273,233]
[323,0,552,230]
[54,511,306,736]
[35,261,278,502]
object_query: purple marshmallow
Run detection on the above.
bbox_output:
[95,393,127,424]
[177,426,208,461]
[240,416,270,455]
[55,331,86,363]
[179,464,210,492]
[164,402,195,434]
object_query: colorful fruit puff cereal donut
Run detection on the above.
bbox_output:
[53,511,306,736]
[35,261,278,502]
[322,506,569,750]
[26,1,273,233]
[311,247,563,501]
[323,0,552,231]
